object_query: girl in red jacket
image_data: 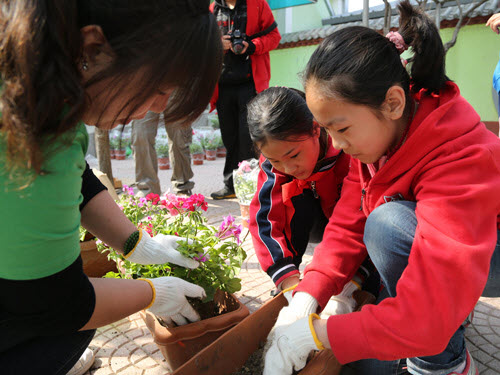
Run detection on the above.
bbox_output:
[247,87,377,314]
[264,2,500,375]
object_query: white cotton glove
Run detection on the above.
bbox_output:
[320,281,360,318]
[263,316,321,375]
[267,292,318,351]
[283,288,294,305]
[143,277,206,326]
[125,230,199,269]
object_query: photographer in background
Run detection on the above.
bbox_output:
[209,0,281,199]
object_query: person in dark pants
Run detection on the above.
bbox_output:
[209,0,281,199]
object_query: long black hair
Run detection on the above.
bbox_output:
[304,0,449,114]
[0,0,222,173]
[247,87,317,147]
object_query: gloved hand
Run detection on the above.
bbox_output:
[142,276,206,326]
[125,230,199,268]
[267,292,318,348]
[320,280,360,318]
[263,315,323,375]
[281,283,299,305]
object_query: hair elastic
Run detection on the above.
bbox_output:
[386,31,408,54]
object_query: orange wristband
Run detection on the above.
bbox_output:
[309,313,325,350]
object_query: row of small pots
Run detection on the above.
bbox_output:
[109,147,227,164]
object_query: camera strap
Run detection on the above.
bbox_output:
[248,21,277,40]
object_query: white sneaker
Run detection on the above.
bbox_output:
[66,348,95,375]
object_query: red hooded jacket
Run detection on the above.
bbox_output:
[249,137,350,286]
[296,82,500,363]
[209,0,281,110]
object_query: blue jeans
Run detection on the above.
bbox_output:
[341,201,500,375]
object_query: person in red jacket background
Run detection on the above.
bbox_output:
[264,2,500,375]
[209,0,281,200]
[247,87,378,316]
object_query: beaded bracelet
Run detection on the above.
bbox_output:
[123,230,140,255]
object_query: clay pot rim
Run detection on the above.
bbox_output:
[142,294,249,343]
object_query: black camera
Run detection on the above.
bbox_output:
[230,29,246,55]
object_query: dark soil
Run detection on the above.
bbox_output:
[187,290,239,320]
[230,344,307,375]
[230,346,264,375]
[159,290,239,327]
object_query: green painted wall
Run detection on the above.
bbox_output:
[441,24,499,121]
[269,45,317,89]
[269,23,500,121]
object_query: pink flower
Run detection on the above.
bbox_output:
[238,160,251,173]
[194,253,208,263]
[216,215,242,244]
[122,185,135,196]
[145,193,160,205]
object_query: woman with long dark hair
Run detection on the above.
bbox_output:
[0,1,222,373]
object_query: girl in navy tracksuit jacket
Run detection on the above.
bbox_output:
[247,87,376,311]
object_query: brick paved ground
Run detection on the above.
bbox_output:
[85,156,500,374]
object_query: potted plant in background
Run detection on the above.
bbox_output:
[108,132,119,159]
[203,134,218,161]
[233,159,259,228]
[115,132,127,160]
[189,141,204,165]
[155,136,170,170]
[99,188,249,370]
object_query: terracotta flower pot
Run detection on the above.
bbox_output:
[110,149,116,159]
[216,147,227,158]
[115,149,126,160]
[192,153,204,165]
[158,157,170,170]
[80,239,117,277]
[239,204,250,228]
[142,290,249,371]
[173,290,376,375]
[205,149,217,161]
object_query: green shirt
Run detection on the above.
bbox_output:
[0,123,88,280]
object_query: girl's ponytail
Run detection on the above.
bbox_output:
[0,0,85,173]
[398,0,450,94]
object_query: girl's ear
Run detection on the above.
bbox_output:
[381,86,406,121]
[312,120,321,137]
[79,25,114,80]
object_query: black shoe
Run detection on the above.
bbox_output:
[210,187,236,200]
[176,189,192,197]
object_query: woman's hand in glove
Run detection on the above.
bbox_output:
[264,314,326,375]
[141,277,206,326]
[125,229,199,268]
